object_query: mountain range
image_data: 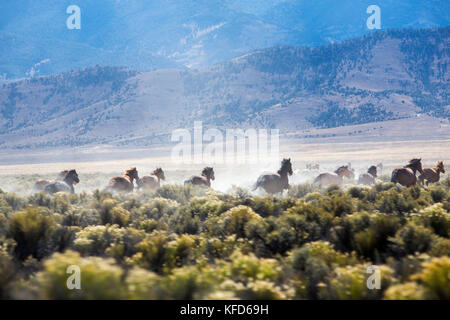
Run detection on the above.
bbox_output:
[0,27,448,150]
[1,0,449,79]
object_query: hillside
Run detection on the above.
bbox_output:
[0,27,449,150]
[1,0,448,79]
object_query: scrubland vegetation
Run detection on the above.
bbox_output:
[0,177,449,300]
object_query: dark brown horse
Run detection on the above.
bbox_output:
[33,170,68,192]
[314,165,354,188]
[391,158,423,187]
[418,161,445,186]
[253,158,293,194]
[184,167,215,187]
[107,167,140,193]
[45,170,80,194]
[358,165,377,186]
[137,168,165,190]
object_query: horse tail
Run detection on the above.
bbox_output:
[253,175,264,191]
[391,170,398,183]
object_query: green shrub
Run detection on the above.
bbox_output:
[291,241,356,273]
[285,201,334,239]
[125,267,160,299]
[139,197,179,220]
[391,222,435,255]
[105,227,146,262]
[430,237,450,257]
[331,211,371,252]
[376,189,416,214]
[63,208,100,227]
[323,264,394,300]
[415,204,450,238]
[412,257,450,299]
[0,176,448,300]
[384,282,426,300]
[199,236,245,261]
[238,280,293,300]
[35,250,125,299]
[386,253,430,283]
[165,234,197,268]
[1,193,26,211]
[131,232,177,273]
[287,183,317,199]
[169,196,229,235]
[0,212,7,237]
[209,205,262,239]
[220,250,281,284]
[154,184,206,204]
[8,207,56,260]
[347,186,365,199]
[354,214,400,259]
[157,265,216,299]
[73,225,125,256]
[246,196,282,217]
[323,195,355,217]
[430,187,447,203]
[290,241,358,299]
[259,214,309,255]
[98,199,130,227]
[0,240,16,298]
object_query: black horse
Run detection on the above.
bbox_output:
[253,158,293,194]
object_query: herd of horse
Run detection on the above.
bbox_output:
[32,158,445,195]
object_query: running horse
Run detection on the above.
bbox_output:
[107,167,140,192]
[44,170,80,194]
[418,161,445,186]
[391,158,423,187]
[358,165,377,186]
[33,170,69,192]
[184,167,215,187]
[313,165,354,188]
[253,158,293,194]
[137,168,166,190]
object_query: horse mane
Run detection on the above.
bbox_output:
[58,170,69,179]
[125,167,137,175]
[436,161,444,171]
[202,167,213,177]
[61,169,76,180]
[152,167,162,175]
[277,158,291,175]
[406,158,421,168]
[61,170,78,186]
[334,165,347,174]
[408,158,421,165]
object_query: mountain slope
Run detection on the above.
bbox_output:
[1,0,449,79]
[0,27,448,149]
